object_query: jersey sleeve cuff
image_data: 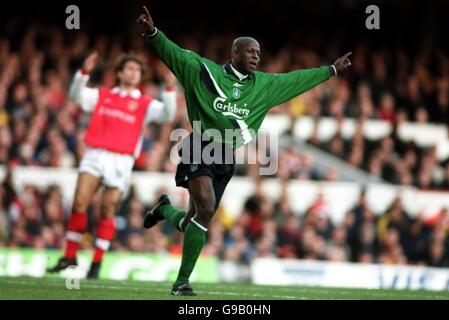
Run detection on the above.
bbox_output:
[80,69,90,76]
[329,65,337,77]
[76,69,90,79]
[144,28,159,41]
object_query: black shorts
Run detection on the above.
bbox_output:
[175,133,235,209]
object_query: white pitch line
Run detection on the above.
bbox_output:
[202,284,449,299]
[2,278,449,300]
[0,279,302,300]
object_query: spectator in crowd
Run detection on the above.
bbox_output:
[1,170,449,267]
[2,21,449,188]
[1,19,449,270]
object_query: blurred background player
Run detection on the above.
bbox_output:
[137,4,351,295]
[1,0,449,296]
[47,52,177,278]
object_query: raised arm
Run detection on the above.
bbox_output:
[265,52,352,108]
[145,72,178,123]
[136,5,201,86]
[69,52,99,112]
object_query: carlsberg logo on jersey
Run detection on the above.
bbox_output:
[213,97,250,120]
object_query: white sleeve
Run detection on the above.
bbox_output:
[145,90,177,123]
[69,70,99,112]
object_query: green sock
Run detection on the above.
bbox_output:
[159,204,185,231]
[174,220,207,286]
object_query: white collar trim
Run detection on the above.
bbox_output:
[230,64,248,81]
[111,87,141,99]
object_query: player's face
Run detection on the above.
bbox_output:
[118,61,142,87]
[238,41,260,73]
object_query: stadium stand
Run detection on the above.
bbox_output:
[1,1,449,275]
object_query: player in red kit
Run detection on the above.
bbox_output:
[47,52,177,278]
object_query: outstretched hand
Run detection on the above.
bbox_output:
[164,71,177,89]
[137,5,155,35]
[82,52,98,73]
[334,52,352,73]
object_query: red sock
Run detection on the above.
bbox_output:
[93,217,116,264]
[64,212,87,259]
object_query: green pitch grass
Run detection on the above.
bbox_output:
[1,276,449,300]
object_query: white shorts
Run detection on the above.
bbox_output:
[79,148,135,192]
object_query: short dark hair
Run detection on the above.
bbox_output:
[114,54,146,74]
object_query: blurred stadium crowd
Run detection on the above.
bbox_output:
[1,20,449,267]
[1,24,449,187]
[1,169,449,268]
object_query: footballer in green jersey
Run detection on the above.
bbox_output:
[137,4,352,296]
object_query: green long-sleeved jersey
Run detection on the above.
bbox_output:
[145,29,332,148]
